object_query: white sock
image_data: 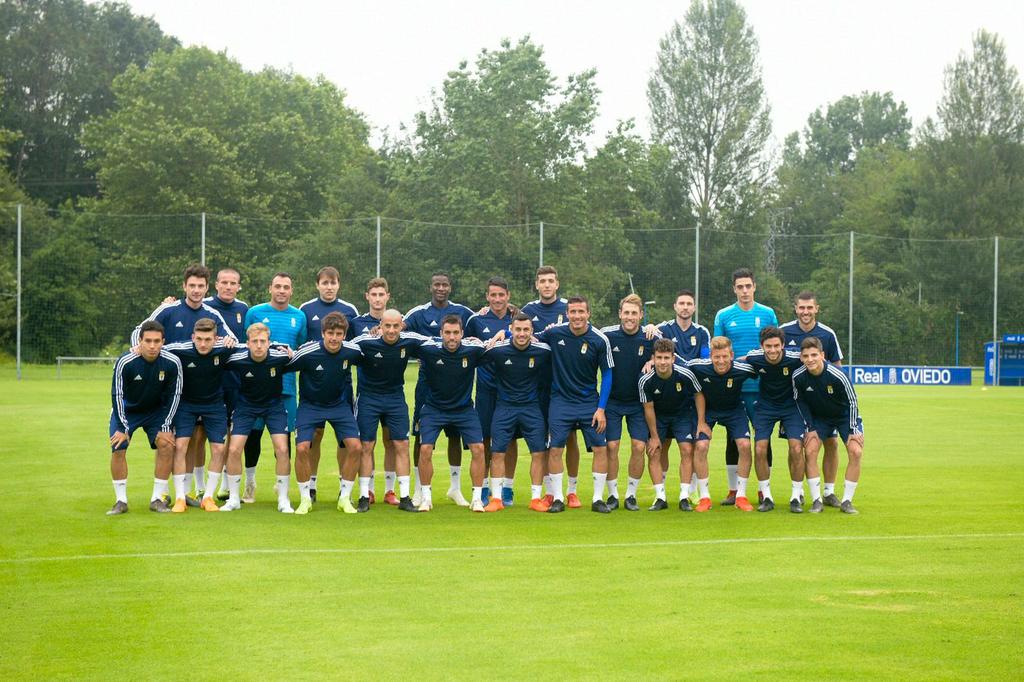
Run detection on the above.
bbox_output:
[592,473,607,502]
[824,481,835,497]
[697,477,710,500]
[842,480,858,503]
[204,471,221,499]
[551,473,565,502]
[414,466,421,493]
[113,479,128,504]
[490,476,503,496]
[808,477,822,501]
[276,475,289,502]
[173,474,188,501]
[358,476,371,499]
[245,466,257,485]
[227,474,241,504]
[422,484,432,503]
[567,476,578,494]
[680,482,691,500]
[398,475,410,498]
[791,481,803,501]
[736,476,748,499]
[626,477,640,498]
[531,484,543,500]
[472,486,482,503]
[726,464,738,491]
[449,465,461,490]
[193,466,205,492]
[152,478,169,502]
[309,474,317,491]
[339,479,354,500]
[298,481,311,501]
[503,477,514,491]
[543,474,553,495]
[606,478,619,499]
[758,479,772,501]
[217,467,229,493]
[653,482,666,501]
[385,471,397,492]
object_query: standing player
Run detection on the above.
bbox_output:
[299,266,360,503]
[465,277,515,506]
[713,268,778,505]
[780,290,844,508]
[639,339,708,511]
[686,337,758,511]
[404,272,475,506]
[536,296,615,514]
[793,337,864,514]
[162,319,236,512]
[286,313,365,515]
[222,323,294,512]
[601,294,659,511]
[742,327,806,513]
[242,272,306,503]
[132,263,236,504]
[204,267,248,501]
[521,266,583,506]
[106,320,182,515]
[351,277,401,504]
[412,316,488,512]
[478,313,552,511]
[351,309,426,512]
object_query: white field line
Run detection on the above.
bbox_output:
[1,532,1022,565]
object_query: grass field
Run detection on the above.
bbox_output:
[1,364,1022,679]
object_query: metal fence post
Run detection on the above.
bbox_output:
[694,223,700,322]
[376,216,382,277]
[538,221,544,267]
[200,212,206,265]
[993,235,999,345]
[848,231,854,366]
[16,204,22,380]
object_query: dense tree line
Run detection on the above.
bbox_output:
[1,0,1022,365]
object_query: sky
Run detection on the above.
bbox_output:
[119,0,1024,152]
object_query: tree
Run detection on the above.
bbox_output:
[0,0,176,205]
[647,0,772,229]
[803,92,912,174]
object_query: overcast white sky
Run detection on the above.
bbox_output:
[120,0,1024,151]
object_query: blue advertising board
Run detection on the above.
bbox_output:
[842,365,972,386]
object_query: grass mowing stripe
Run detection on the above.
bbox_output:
[4,531,1021,564]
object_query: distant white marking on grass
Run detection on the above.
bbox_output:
[2,532,1022,565]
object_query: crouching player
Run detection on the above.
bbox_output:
[479,312,552,511]
[222,323,294,512]
[686,337,757,511]
[792,337,864,514]
[287,312,365,515]
[639,339,708,511]
[106,320,182,514]
[162,318,236,512]
[742,326,806,513]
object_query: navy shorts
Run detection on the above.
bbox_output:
[656,411,697,443]
[418,404,483,447]
[174,400,228,443]
[548,396,607,449]
[356,392,410,442]
[411,380,459,443]
[810,414,863,444]
[232,398,290,436]
[491,401,547,453]
[704,405,751,441]
[109,409,169,452]
[605,398,649,442]
[296,400,360,446]
[251,393,296,433]
[752,401,805,442]
[475,384,497,439]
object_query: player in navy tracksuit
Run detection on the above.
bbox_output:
[479,312,552,511]
[106,320,182,515]
[792,337,864,515]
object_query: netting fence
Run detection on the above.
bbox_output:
[2,205,1022,377]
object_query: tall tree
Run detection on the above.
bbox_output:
[0,0,176,205]
[647,0,772,229]
[803,91,912,174]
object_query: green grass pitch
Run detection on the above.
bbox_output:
[0,364,1022,679]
